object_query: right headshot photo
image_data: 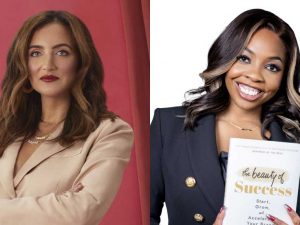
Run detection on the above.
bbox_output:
[151,1,300,225]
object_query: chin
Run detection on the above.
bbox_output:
[231,97,264,112]
[35,90,70,99]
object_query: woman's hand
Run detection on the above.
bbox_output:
[71,182,84,192]
[267,204,300,225]
[213,207,226,225]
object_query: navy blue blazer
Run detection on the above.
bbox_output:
[151,106,300,225]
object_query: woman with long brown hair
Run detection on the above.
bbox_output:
[0,11,133,225]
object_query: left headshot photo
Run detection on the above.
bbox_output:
[0,1,149,225]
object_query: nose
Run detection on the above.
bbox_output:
[244,65,264,83]
[42,54,57,71]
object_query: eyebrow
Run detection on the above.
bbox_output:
[29,43,73,50]
[244,47,283,62]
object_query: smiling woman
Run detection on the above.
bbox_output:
[151,9,300,225]
[0,11,133,225]
[221,28,286,141]
[226,29,285,106]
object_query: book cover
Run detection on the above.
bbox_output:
[223,138,300,225]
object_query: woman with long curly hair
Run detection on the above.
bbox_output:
[151,9,300,225]
[0,11,133,225]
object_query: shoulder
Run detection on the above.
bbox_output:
[88,117,134,143]
[98,117,133,131]
[152,106,186,125]
[151,106,187,139]
[154,106,186,117]
[152,106,214,129]
[77,117,134,160]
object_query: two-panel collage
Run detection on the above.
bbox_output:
[0,0,300,225]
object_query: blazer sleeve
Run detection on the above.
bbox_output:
[0,118,134,225]
[150,109,165,225]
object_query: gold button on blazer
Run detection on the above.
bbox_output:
[0,118,134,225]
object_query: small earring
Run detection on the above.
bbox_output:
[22,80,34,93]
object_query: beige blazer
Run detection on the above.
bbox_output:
[0,118,133,225]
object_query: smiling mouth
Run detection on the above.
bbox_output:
[235,82,264,101]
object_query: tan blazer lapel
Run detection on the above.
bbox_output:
[13,123,71,187]
[13,142,70,187]
[0,140,22,198]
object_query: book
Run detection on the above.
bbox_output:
[223,138,300,225]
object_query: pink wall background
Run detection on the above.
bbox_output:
[0,0,149,224]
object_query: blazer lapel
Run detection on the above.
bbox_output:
[185,114,224,214]
[0,140,22,198]
[13,123,72,187]
[269,120,288,142]
[185,117,288,214]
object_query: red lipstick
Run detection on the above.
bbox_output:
[40,75,59,82]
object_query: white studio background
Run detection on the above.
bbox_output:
[150,1,300,224]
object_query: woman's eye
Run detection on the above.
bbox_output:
[56,50,69,56]
[266,64,281,72]
[30,51,41,57]
[237,55,250,63]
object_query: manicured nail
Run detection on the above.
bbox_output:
[266,214,276,222]
[284,204,293,212]
[219,206,226,213]
[72,183,84,192]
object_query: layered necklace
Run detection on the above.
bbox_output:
[27,119,65,145]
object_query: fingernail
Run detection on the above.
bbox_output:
[219,206,226,213]
[266,214,276,222]
[284,204,293,212]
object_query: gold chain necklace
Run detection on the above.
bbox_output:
[218,119,255,132]
[27,119,64,145]
[27,136,49,145]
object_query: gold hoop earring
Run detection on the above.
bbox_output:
[23,80,34,93]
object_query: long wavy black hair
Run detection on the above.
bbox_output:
[183,9,300,142]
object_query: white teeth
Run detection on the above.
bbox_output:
[239,83,260,96]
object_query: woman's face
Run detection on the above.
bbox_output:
[28,22,78,99]
[225,28,286,113]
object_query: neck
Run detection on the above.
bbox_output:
[40,95,70,124]
[219,103,262,125]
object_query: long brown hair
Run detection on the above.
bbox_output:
[183,9,300,142]
[0,10,115,156]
